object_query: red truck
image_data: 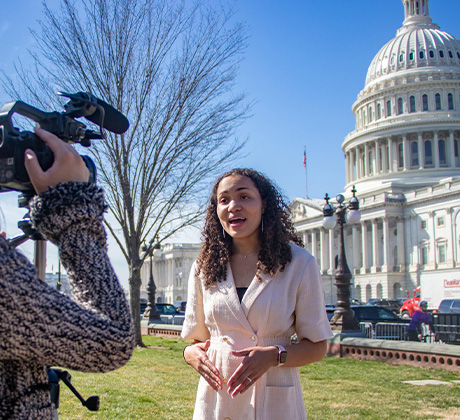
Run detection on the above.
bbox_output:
[400,277,460,317]
[400,286,421,318]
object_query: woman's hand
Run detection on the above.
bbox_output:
[24,127,90,194]
[184,340,222,392]
[227,346,278,397]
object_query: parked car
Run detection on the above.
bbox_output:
[437,299,460,314]
[143,303,179,319]
[365,298,403,314]
[327,305,409,325]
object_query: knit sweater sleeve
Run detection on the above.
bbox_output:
[0,182,134,373]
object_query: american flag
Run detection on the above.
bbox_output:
[303,147,306,168]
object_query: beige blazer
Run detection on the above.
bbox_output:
[182,243,333,420]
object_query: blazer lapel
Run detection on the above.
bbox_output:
[241,271,274,317]
[217,264,256,334]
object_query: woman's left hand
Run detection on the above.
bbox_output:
[227,346,278,397]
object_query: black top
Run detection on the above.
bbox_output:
[236,287,248,303]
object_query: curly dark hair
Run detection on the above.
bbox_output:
[196,168,303,289]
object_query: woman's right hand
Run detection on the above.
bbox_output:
[184,340,222,391]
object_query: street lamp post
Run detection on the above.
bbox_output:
[142,238,161,324]
[322,186,361,332]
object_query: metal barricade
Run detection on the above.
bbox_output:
[432,324,460,345]
[374,323,408,340]
[359,322,408,340]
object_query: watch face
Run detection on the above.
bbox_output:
[279,351,287,364]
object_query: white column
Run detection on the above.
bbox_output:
[418,132,424,169]
[329,230,335,275]
[429,211,436,269]
[375,140,381,173]
[320,228,327,273]
[382,139,389,172]
[352,224,360,273]
[403,134,410,170]
[382,217,390,272]
[388,137,394,172]
[410,215,419,270]
[311,229,318,261]
[361,221,368,273]
[433,131,439,168]
[447,208,455,267]
[364,142,369,176]
[371,219,379,272]
[449,131,456,168]
[397,218,406,271]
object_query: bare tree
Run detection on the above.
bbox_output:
[2,0,249,345]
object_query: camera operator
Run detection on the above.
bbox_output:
[0,127,134,419]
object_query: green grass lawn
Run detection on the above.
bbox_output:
[56,336,460,419]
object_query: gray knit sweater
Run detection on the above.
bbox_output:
[0,182,134,419]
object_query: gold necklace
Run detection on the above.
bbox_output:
[234,251,259,259]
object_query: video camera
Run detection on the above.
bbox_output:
[0,91,129,194]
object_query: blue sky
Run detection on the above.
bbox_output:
[1,0,459,286]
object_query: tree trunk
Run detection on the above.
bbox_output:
[129,265,144,347]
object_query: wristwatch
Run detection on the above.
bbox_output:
[274,345,287,365]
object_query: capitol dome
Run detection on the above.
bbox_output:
[366,3,460,87]
[343,0,460,195]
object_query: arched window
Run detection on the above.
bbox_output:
[377,103,382,119]
[397,98,403,115]
[376,283,383,299]
[448,93,454,110]
[425,140,433,166]
[439,50,445,58]
[386,100,392,116]
[411,141,419,167]
[410,95,416,113]
[366,284,372,302]
[422,94,429,111]
[419,51,425,59]
[439,139,446,166]
[449,50,454,59]
[435,93,442,110]
[369,106,373,122]
[429,50,435,58]
[398,143,404,168]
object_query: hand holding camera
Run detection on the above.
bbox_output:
[24,127,89,194]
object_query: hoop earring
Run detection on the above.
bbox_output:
[261,217,264,233]
[222,227,226,238]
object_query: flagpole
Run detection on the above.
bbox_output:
[304,146,308,198]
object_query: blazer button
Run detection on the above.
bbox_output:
[251,335,256,341]
[224,417,231,420]
[222,337,229,342]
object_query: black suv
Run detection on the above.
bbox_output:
[365,298,403,314]
[327,305,408,325]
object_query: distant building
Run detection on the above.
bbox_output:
[291,0,460,304]
[140,243,201,304]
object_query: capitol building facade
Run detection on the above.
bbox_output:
[291,0,460,305]
[142,0,460,307]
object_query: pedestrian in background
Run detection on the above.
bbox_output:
[407,300,433,342]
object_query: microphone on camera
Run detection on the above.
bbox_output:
[58,91,129,135]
